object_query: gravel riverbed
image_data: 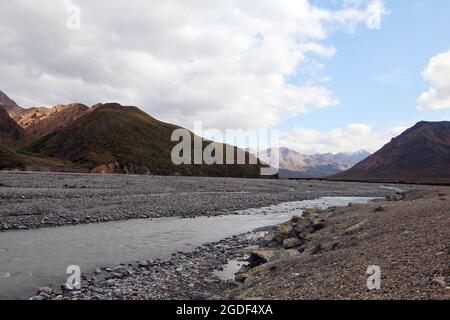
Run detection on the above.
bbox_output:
[0,171,417,231]
[29,189,449,301]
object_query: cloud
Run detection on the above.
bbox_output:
[418,49,450,111]
[0,0,387,130]
[281,124,407,154]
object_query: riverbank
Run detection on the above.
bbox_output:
[0,172,412,231]
[34,189,449,300]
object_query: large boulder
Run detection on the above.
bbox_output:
[236,249,300,283]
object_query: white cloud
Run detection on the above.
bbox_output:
[418,49,450,111]
[281,124,407,154]
[0,0,387,130]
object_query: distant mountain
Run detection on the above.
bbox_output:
[330,121,450,184]
[258,147,370,178]
[25,103,264,177]
[0,107,27,148]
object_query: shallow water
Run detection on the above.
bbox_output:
[0,196,378,299]
[214,259,249,282]
[380,185,405,193]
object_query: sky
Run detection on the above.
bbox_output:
[1,0,450,154]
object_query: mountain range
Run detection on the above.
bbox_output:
[257,147,370,178]
[330,121,450,184]
[0,90,262,177]
[2,89,450,183]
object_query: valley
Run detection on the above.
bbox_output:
[0,172,447,300]
[0,171,402,231]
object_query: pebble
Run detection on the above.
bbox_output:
[38,287,53,295]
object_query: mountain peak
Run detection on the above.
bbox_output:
[257,146,370,178]
[0,90,20,111]
[331,121,450,183]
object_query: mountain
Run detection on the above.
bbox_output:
[25,103,263,177]
[258,147,370,178]
[16,104,90,138]
[0,90,89,138]
[330,121,450,184]
[0,144,26,170]
[0,107,27,148]
[0,90,25,119]
[0,89,19,109]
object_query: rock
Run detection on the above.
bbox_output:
[238,250,300,283]
[258,234,275,248]
[236,263,275,283]
[105,279,116,287]
[39,293,51,299]
[302,208,318,218]
[310,243,323,255]
[311,218,325,232]
[248,249,280,267]
[38,287,53,295]
[387,193,404,201]
[248,248,300,268]
[292,223,306,236]
[283,238,302,249]
[344,219,368,234]
[138,261,149,267]
[111,266,132,276]
[274,223,294,243]
[110,272,123,278]
[30,295,44,301]
[94,268,102,275]
[431,277,447,288]
[374,206,386,212]
[53,287,63,296]
[258,239,270,248]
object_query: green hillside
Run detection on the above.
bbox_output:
[25,103,264,177]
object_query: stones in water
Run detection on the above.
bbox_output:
[235,209,331,283]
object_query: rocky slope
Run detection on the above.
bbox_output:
[0,90,25,120]
[225,189,450,300]
[0,89,20,110]
[331,121,450,184]
[259,147,370,178]
[18,104,90,138]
